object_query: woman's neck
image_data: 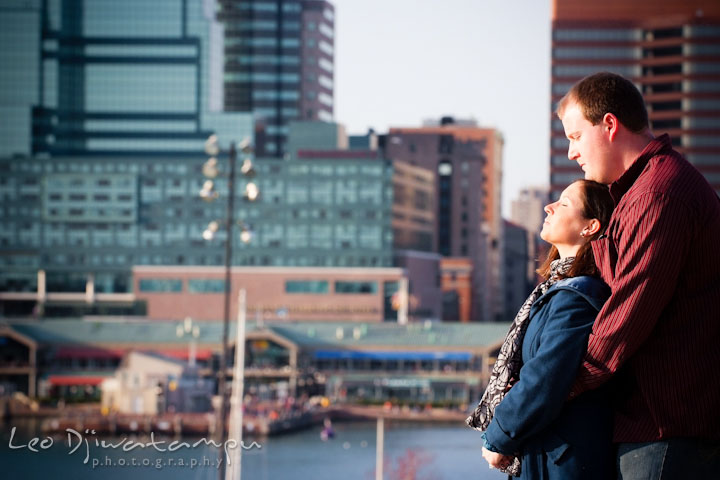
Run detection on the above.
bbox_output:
[556,245,580,259]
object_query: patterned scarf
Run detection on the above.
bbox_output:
[466,256,575,476]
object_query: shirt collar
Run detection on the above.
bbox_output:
[609,134,672,204]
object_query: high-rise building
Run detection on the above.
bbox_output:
[511,186,548,288]
[511,186,548,236]
[0,0,252,313]
[502,220,530,321]
[550,0,720,199]
[391,160,435,253]
[218,0,335,157]
[385,119,504,322]
[0,0,252,159]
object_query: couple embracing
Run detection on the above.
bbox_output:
[468,72,720,480]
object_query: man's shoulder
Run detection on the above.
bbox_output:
[628,150,717,210]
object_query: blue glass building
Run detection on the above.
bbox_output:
[0,0,252,158]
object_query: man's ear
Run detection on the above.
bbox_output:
[603,113,619,142]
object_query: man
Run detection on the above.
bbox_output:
[557,71,720,478]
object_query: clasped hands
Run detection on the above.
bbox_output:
[482,446,515,470]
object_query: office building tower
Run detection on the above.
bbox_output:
[0,0,252,311]
[391,160,435,253]
[511,186,549,236]
[385,119,504,322]
[551,0,720,199]
[0,0,252,158]
[503,220,530,321]
[511,186,548,287]
[218,0,335,157]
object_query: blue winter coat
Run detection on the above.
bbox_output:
[484,276,613,479]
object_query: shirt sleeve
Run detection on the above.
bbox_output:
[484,290,596,454]
[571,191,693,396]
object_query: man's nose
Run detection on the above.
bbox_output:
[568,144,579,161]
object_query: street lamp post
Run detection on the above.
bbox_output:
[176,316,200,368]
[200,135,257,480]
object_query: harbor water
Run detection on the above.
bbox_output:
[1,418,507,480]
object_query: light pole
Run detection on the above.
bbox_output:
[200,135,258,480]
[176,317,200,368]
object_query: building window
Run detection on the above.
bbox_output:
[138,278,182,293]
[285,280,329,294]
[188,279,226,293]
[335,281,378,294]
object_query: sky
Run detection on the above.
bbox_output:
[331,0,553,217]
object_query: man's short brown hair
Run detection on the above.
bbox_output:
[556,72,649,133]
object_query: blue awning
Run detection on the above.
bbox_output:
[314,350,472,361]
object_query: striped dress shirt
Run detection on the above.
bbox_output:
[571,134,720,442]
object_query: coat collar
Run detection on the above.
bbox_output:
[534,276,610,312]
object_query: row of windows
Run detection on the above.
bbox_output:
[285,280,378,294]
[3,162,188,175]
[683,61,720,74]
[235,54,300,66]
[553,46,639,60]
[225,37,300,48]
[85,65,196,113]
[553,28,640,42]
[224,72,299,83]
[688,26,720,38]
[228,20,300,31]
[138,278,378,294]
[254,107,299,118]
[552,65,640,78]
[252,90,299,100]
[84,45,197,57]
[82,0,184,38]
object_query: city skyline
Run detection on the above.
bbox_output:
[332,0,552,216]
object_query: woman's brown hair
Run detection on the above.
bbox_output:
[536,179,614,280]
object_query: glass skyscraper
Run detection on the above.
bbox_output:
[218,0,335,157]
[0,0,252,158]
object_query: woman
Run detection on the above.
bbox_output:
[467,179,614,479]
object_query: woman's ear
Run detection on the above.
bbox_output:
[582,219,601,237]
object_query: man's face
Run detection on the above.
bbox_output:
[560,100,616,184]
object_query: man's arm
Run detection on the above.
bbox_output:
[571,191,693,395]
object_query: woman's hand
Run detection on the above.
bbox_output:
[481,446,514,470]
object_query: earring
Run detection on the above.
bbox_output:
[580,232,587,237]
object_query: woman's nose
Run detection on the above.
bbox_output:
[544,203,553,215]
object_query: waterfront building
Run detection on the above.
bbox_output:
[385,119,504,322]
[550,0,720,199]
[133,265,419,323]
[0,119,446,322]
[100,351,213,414]
[218,0,335,156]
[1,319,510,407]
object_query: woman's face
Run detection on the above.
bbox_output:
[540,182,590,256]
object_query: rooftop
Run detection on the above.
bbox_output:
[3,319,509,352]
